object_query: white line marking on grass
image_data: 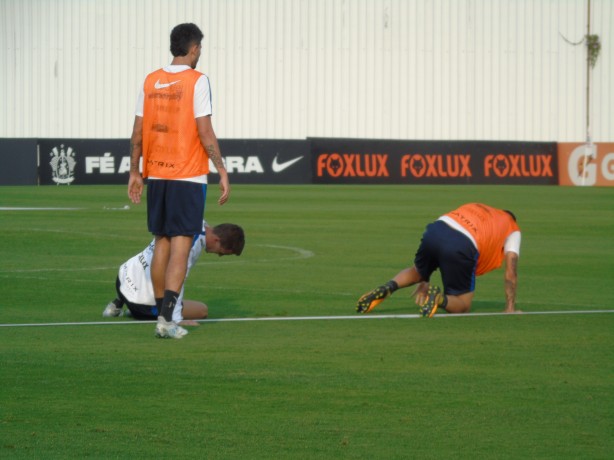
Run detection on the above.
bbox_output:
[1,206,128,211]
[1,267,117,274]
[1,310,612,328]
[0,207,84,211]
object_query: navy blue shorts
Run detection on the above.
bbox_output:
[146,179,207,236]
[414,220,479,295]
[115,277,158,320]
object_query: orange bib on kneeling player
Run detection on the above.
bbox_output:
[445,203,519,276]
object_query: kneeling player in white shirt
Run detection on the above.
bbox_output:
[103,221,244,325]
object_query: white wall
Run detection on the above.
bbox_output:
[0,0,612,141]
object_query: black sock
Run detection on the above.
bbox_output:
[154,297,163,318]
[440,295,448,309]
[160,290,179,322]
[112,298,124,309]
[385,280,399,293]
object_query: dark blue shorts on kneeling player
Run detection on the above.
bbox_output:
[147,179,207,236]
[414,220,479,295]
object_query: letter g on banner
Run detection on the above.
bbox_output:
[567,144,597,186]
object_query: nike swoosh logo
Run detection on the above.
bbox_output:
[272,155,304,173]
[154,79,181,90]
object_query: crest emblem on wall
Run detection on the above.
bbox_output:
[49,145,76,185]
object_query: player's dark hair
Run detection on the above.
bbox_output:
[503,210,517,222]
[213,224,245,256]
[170,23,204,57]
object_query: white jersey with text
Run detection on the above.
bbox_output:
[118,224,206,322]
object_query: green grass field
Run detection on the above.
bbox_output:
[1,184,613,459]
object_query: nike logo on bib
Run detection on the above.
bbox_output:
[272,155,304,172]
[154,79,181,90]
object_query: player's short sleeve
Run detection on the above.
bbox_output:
[194,75,213,118]
[504,231,521,256]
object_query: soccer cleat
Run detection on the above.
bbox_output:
[155,316,188,339]
[420,285,443,318]
[356,284,392,314]
[102,301,123,317]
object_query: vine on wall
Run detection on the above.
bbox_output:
[585,34,601,68]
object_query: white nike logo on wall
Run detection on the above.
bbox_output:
[271,155,304,172]
[154,79,181,89]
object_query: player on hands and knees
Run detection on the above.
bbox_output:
[357,203,521,317]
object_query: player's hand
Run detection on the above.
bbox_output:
[128,173,143,204]
[411,282,430,305]
[218,174,230,205]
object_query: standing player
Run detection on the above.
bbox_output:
[103,222,245,327]
[356,203,521,316]
[127,23,230,338]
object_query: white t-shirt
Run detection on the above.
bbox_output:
[118,221,207,323]
[135,65,213,184]
[438,215,521,256]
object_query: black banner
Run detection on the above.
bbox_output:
[2,137,559,186]
[311,138,558,185]
[0,139,38,185]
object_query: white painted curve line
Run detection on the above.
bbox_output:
[258,244,315,261]
[0,310,612,328]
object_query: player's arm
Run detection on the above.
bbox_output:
[197,115,229,205]
[128,116,144,204]
[503,251,518,312]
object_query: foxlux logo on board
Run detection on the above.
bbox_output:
[317,153,390,177]
[483,154,553,178]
